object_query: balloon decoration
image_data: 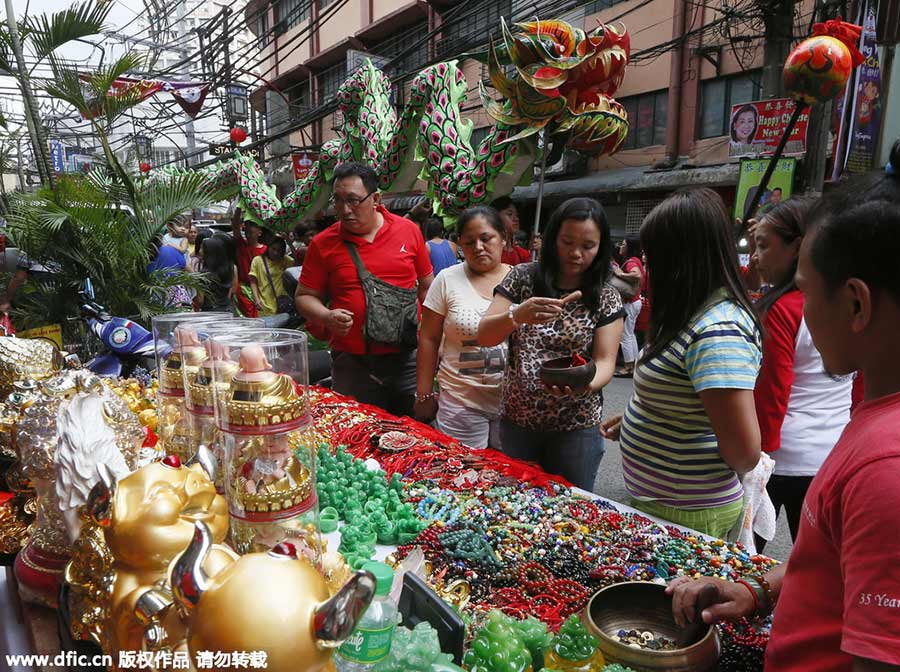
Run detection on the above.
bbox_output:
[230,127,248,144]
[139,162,152,174]
[783,18,864,105]
[742,16,862,221]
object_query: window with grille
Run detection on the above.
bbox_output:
[584,0,628,12]
[318,63,348,103]
[437,0,512,57]
[699,70,761,139]
[257,10,270,49]
[287,81,312,120]
[626,197,664,234]
[153,149,173,166]
[276,0,309,33]
[370,20,429,77]
[619,90,668,150]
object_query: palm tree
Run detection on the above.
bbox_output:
[1,0,113,187]
[5,19,218,341]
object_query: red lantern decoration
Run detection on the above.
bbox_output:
[230,127,248,144]
[783,18,863,105]
[139,162,152,173]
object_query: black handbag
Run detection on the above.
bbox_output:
[343,241,419,349]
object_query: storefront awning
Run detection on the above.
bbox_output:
[511,163,740,202]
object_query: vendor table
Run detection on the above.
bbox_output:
[1,386,774,671]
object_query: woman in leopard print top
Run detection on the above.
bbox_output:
[478,197,624,490]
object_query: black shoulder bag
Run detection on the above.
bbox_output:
[343,241,419,349]
[261,256,294,314]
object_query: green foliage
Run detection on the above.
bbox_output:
[6,171,210,342]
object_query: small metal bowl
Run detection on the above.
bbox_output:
[539,355,596,390]
[585,581,720,672]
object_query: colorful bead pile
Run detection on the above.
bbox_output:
[309,387,779,670]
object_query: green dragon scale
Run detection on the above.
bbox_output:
[153,18,630,230]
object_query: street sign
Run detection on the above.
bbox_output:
[209,143,260,159]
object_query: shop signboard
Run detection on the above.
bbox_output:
[18,324,63,349]
[292,152,318,180]
[844,4,881,173]
[49,140,66,173]
[728,99,809,158]
[734,157,796,221]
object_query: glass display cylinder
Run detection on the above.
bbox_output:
[182,318,264,492]
[151,312,232,461]
[209,329,319,562]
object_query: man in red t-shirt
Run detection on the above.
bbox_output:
[296,162,433,416]
[666,161,900,671]
[231,207,267,317]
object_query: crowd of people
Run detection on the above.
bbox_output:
[290,148,899,669]
[139,141,900,669]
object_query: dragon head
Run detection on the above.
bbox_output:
[480,18,630,154]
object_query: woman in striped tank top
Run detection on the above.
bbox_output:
[602,188,763,538]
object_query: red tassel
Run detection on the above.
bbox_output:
[812,17,864,66]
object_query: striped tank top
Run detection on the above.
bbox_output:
[620,289,761,510]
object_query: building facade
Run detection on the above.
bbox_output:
[242,0,898,234]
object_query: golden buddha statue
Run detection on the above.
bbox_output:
[219,345,316,556]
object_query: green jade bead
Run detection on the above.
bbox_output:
[550,616,598,662]
[464,611,532,672]
[319,507,340,533]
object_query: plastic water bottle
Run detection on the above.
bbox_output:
[334,561,398,671]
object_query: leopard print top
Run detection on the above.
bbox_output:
[495,262,624,431]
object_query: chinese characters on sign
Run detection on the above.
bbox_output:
[118,650,269,669]
[728,99,810,158]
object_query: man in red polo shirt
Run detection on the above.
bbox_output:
[231,207,267,317]
[296,162,433,416]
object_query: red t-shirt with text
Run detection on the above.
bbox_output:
[766,390,900,670]
[299,207,432,355]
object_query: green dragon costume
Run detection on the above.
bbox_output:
[158,18,630,229]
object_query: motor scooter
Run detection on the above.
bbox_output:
[80,279,156,378]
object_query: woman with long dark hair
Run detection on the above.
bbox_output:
[198,233,236,313]
[478,197,624,489]
[751,198,853,548]
[602,188,762,537]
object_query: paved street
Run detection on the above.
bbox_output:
[593,377,794,563]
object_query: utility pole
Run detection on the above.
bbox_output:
[176,0,199,167]
[3,0,54,188]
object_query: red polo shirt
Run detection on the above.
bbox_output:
[299,206,432,355]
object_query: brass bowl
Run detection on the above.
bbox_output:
[585,581,720,672]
